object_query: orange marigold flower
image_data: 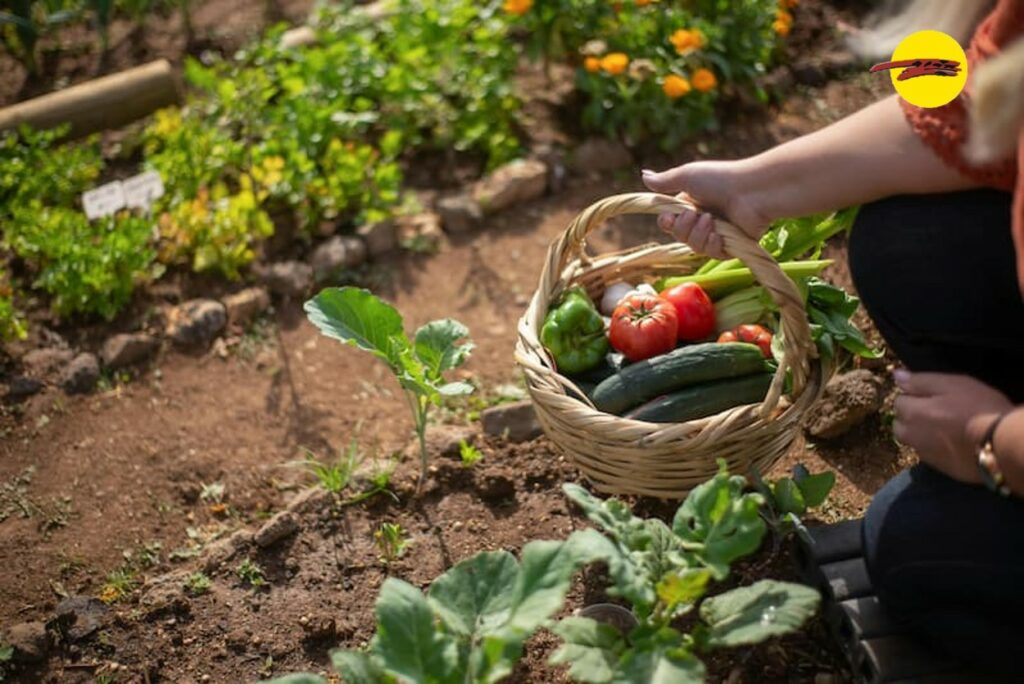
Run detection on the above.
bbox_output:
[775,8,793,25]
[670,28,706,55]
[773,17,791,36]
[781,0,798,7]
[584,56,601,73]
[503,0,532,16]
[692,67,717,92]
[600,52,629,76]
[662,74,691,98]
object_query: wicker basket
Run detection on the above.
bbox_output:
[515,192,827,498]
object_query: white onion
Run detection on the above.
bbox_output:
[600,282,634,315]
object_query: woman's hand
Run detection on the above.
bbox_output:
[641,160,770,259]
[893,369,1015,483]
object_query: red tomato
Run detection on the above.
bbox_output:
[660,283,716,341]
[609,294,679,362]
[721,324,773,358]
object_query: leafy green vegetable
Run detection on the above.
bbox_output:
[751,463,836,549]
[699,580,820,648]
[305,287,474,487]
[805,277,880,359]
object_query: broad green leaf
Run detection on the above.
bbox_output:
[771,478,806,516]
[506,539,590,634]
[472,634,525,684]
[264,674,327,684]
[414,319,474,377]
[793,468,835,509]
[614,630,705,684]
[374,577,455,683]
[672,462,766,579]
[427,550,518,636]
[304,287,408,367]
[655,568,711,614]
[700,579,820,648]
[550,616,625,683]
[332,650,390,684]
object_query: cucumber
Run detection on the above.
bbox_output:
[624,373,773,423]
[591,342,768,415]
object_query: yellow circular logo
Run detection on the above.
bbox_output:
[872,30,968,108]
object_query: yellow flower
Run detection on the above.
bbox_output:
[692,68,717,92]
[600,53,629,76]
[584,56,601,73]
[503,0,532,15]
[662,74,691,99]
[670,28,705,55]
[774,9,793,35]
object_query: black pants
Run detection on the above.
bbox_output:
[849,190,1024,674]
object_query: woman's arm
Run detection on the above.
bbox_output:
[643,94,984,258]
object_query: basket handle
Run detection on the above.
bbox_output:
[540,192,814,414]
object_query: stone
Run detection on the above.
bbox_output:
[419,425,478,458]
[222,288,270,328]
[254,511,300,548]
[279,25,316,49]
[472,159,548,214]
[357,220,398,257]
[481,400,542,443]
[5,376,43,402]
[311,236,367,282]
[22,347,74,379]
[60,353,99,394]
[100,333,159,370]
[397,212,444,253]
[256,261,313,298]
[805,370,884,439]
[140,570,191,614]
[5,621,50,663]
[55,596,108,641]
[201,529,252,573]
[568,138,634,174]
[436,194,483,234]
[166,299,227,348]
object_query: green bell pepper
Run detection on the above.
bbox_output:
[541,288,609,374]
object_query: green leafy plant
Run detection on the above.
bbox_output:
[5,206,156,320]
[301,441,397,504]
[0,272,27,342]
[374,522,408,565]
[552,464,821,682]
[99,565,138,604]
[269,463,820,684]
[509,0,786,148]
[0,1,79,74]
[0,641,13,681]
[305,287,475,488]
[184,571,211,596]
[459,439,483,468]
[752,463,836,548]
[237,558,266,588]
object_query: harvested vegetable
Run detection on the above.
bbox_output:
[608,293,678,362]
[600,282,634,316]
[713,286,773,332]
[624,372,773,423]
[804,277,880,359]
[660,282,716,341]
[658,259,832,297]
[541,288,609,374]
[591,342,769,415]
[718,324,773,359]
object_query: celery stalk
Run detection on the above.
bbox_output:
[659,259,833,297]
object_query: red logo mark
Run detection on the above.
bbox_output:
[869,58,961,80]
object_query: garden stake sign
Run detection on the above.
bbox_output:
[304,287,475,489]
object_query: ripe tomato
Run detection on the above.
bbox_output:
[660,283,716,341]
[719,324,773,359]
[609,294,679,361]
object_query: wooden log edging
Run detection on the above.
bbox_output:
[0,59,180,140]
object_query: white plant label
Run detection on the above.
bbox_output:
[81,181,126,220]
[123,170,165,210]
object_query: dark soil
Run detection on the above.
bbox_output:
[0,1,918,681]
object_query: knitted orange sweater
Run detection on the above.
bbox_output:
[900,0,1024,294]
